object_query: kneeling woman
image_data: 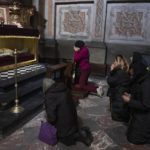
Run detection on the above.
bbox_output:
[122,52,150,144]
[43,78,93,146]
[107,54,130,122]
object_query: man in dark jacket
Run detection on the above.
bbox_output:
[43,78,93,146]
[122,52,150,144]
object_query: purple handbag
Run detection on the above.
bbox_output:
[38,121,57,145]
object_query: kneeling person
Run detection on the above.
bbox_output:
[43,78,93,146]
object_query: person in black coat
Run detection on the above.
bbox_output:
[43,78,93,146]
[107,54,130,122]
[122,52,150,144]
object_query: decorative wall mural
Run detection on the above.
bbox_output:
[56,4,92,39]
[105,3,150,44]
[63,11,85,33]
[115,11,143,37]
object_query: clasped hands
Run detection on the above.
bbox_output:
[122,92,131,103]
[74,46,80,52]
[110,61,119,71]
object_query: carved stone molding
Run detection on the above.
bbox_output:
[95,0,104,38]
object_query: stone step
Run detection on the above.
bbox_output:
[0,90,44,138]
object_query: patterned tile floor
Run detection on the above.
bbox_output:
[0,78,150,150]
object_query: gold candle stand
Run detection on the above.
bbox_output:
[11,49,24,113]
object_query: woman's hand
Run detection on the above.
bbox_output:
[110,63,115,71]
[122,92,131,103]
[111,61,121,71]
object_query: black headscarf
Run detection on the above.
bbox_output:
[131,52,148,80]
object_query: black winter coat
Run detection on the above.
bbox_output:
[107,67,130,122]
[127,72,150,144]
[44,82,78,138]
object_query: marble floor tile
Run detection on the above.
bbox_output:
[96,115,124,130]
[0,78,150,150]
[122,144,150,150]
[90,130,114,150]
[105,126,129,145]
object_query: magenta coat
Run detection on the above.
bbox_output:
[74,46,91,71]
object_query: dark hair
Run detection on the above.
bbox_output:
[74,40,85,48]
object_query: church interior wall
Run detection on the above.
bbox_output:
[1,0,149,68]
[32,0,150,68]
[1,0,150,63]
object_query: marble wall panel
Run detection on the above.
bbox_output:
[105,3,150,45]
[89,47,106,64]
[33,0,106,41]
[56,4,93,40]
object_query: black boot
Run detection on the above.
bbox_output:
[75,127,93,146]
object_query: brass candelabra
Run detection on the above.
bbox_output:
[11,49,24,113]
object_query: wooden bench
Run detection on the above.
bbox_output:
[46,62,89,102]
[46,63,67,80]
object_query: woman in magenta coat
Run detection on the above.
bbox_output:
[73,40,98,93]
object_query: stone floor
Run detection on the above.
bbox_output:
[0,77,150,150]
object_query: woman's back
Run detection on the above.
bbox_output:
[44,82,78,138]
